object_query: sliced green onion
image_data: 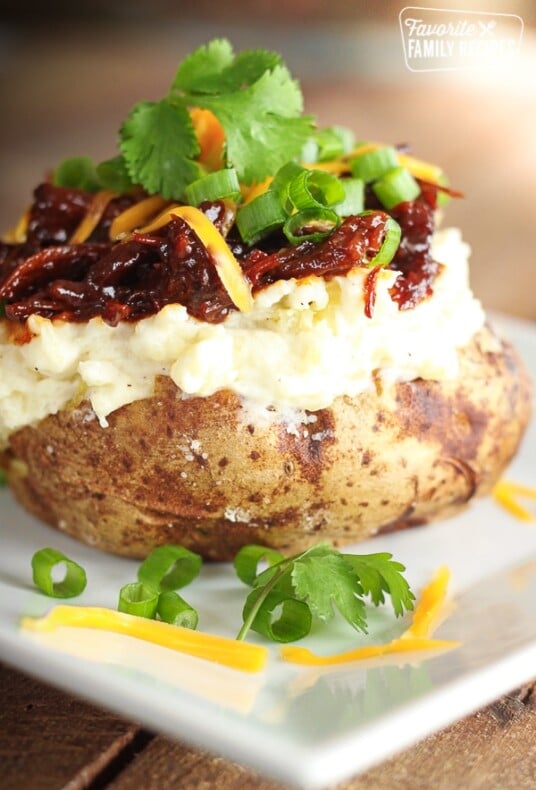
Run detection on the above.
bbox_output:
[300,126,356,164]
[137,545,202,592]
[234,544,284,587]
[283,207,339,244]
[185,168,241,206]
[157,591,199,629]
[316,125,355,161]
[270,161,304,212]
[242,588,312,643]
[333,178,364,217]
[288,169,345,211]
[118,582,159,618]
[236,190,287,245]
[350,146,399,183]
[331,125,356,155]
[31,548,87,599]
[368,215,402,266]
[372,167,421,210]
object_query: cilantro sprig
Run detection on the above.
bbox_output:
[169,40,314,186]
[55,39,314,201]
[235,543,415,643]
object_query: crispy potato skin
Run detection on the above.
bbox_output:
[3,325,532,560]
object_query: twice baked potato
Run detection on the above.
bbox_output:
[3,324,531,560]
[0,40,532,560]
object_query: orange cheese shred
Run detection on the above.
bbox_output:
[190,108,226,171]
[21,606,268,674]
[281,566,459,667]
[137,204,253,312]
[403,565,451,638]
[280,636,459,666]
[109,195,169,241]
[3,208,30,243]
[396,153,444,184]
[241,177,273,205]
[492,480,536,522]
[69,189,117,243]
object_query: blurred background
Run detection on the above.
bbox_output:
[1,0,534,318]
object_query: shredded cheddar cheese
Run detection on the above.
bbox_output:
[281,566,459,667]
[21,606,268,673]
[280,636,459,666]
[109,195,169,240]
[137,204,253,312]
[302,161,349,175]
[241,177,274,204]
[190,108,226,171]
[397,153,444,185]
[493,480,536,522]
[69,190,117,243]
[403,565,451,638]
[3,209,30,243]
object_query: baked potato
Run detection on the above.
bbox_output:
[0,40,532,560]
[2,323,530,560]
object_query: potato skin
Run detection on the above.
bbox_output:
[3,324,532,560]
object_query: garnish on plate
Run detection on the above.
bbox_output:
[234,543,415,643]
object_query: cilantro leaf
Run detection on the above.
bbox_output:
[291,546,368,632]
[343,553,415,617]
[171,38,235,94]
[187,66,314,184]
[119,99,200,199]
[173,42,283,96]
[96,155,134,192]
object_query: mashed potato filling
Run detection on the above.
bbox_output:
[0,228,484,447]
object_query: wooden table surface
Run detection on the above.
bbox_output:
[1,20,535,789]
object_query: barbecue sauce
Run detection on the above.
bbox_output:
[0,181,441,326]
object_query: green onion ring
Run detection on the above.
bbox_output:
[372,167,421,211]
[333,178,364,217]
[283,207,339,244]
[234,544,285,586]
[118,582,159,618]
[242,588,312,643]
[288,169,344,211]
[236,190,287,245]
[269,161,304,211]
[184,168,241,206]
[350,146,399,183]
[368,215,402,267]
[157,591,199,629]
[31,548,87,599]
[137,545,202,592]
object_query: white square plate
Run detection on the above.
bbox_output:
[1,314,535,789]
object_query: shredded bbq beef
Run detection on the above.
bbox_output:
[0,181,441,326]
